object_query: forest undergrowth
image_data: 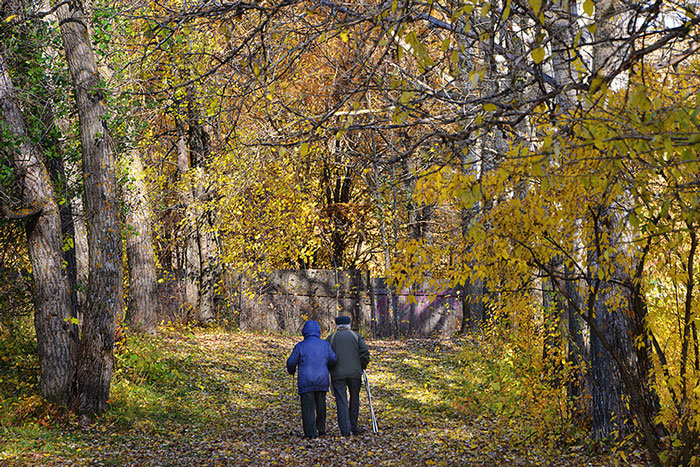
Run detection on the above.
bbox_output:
[0,323,648,466]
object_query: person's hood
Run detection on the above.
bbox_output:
[302,320,321,338]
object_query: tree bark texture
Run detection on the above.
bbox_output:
[56,1,123,415]
[124,150,158,334]
[564,265,592,421]
[181,90,218,324]
[196,202,218,323]
[586,2,656,440]
[45,142,80,346]
[0,52,75,404]
[2,0,81,351]
[176,117,202,317]
[589,280,629,437]
[71,194,89,312]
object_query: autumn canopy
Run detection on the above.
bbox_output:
[1,0,699,465]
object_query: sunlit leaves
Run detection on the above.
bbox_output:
[531,47,545,64]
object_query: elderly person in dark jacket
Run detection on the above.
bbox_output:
[287,320,337,439]
[327,315,370,437]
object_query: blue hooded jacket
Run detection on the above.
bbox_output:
[286,321,337,394]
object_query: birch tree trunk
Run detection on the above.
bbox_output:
[0,52,75,404]
[55,0,123,416]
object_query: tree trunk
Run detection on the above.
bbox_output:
[586,0,653,439]
[176,117,202,318]
[564,265,592,422]
[186,89,217,323]
[123,150,158,334]
[589,279,629,436]
[196,205,218,323]
[45,144,80,346]
[55,1,123,416]
[72,195,89,313]
[0,52,75,404]
[1,0,81,349]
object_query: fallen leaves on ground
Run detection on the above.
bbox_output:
[0,329,648,466]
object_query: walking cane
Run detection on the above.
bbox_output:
[362,370,378,433]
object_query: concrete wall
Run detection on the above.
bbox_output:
[235,269,463,338]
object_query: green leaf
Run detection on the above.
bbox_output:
[583,0,594,16]
[529,0,541,14]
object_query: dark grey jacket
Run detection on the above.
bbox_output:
[327,329,370,380]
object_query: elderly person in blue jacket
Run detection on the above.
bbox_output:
[286,320,337,439]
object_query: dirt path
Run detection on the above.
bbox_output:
[2,330,644,466]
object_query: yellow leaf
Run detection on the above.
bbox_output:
[340,31,349,43]
[480,2,491,17]
[441,37,450,52]
[502,0,512,20]
[532,47,545,64]
[583,0,594,16]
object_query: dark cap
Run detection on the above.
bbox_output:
[335,316,351,325]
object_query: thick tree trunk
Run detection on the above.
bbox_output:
[184,90,218,323]
[123,150,158,334]
[0,52,75,404]
[589,280,629,436]
[586,1,655,439]
[45,146,80,345]
[1,0,81,348]
[55,1,123,416]
[176,117,201,318]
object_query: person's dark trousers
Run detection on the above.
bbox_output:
[331,377,362,436]
[300,391,326,438]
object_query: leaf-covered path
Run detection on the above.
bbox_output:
[2,329,642,466]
